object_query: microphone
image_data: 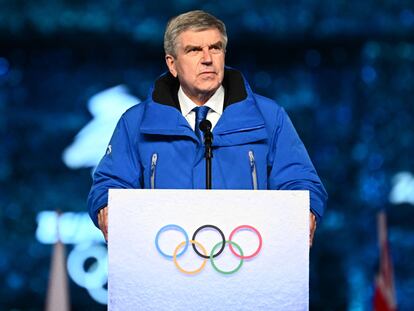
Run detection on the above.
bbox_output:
[199,119,212,133]
[199,119,213,189]
[199,119,213,146]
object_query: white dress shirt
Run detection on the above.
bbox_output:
[178,85,224,131]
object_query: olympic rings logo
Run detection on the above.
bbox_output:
[155,224,263,275]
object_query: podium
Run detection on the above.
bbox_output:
[108,189,309,311]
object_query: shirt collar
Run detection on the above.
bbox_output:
[178,85,224,117]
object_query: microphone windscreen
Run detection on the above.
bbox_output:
[199,120,212,133]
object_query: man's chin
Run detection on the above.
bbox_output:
[196,80,222,92]
[197,85,221,96]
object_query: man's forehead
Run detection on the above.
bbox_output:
[177,28,223,47]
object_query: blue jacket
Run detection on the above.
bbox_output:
[88,69,327,227]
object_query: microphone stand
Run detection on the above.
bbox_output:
[200,120,213,189]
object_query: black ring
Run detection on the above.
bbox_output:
[192,225,226,259]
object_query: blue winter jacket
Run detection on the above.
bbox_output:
[88,68,327,228]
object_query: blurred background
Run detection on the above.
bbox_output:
[1,0,413,310]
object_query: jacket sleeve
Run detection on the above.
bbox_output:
[268,107,327,222]
[87,115,142,227]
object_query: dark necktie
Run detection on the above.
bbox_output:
[193,106,210,142]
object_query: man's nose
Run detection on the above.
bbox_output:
[201,48,213,64]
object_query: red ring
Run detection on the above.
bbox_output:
[228,225,262,259]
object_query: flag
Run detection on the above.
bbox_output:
[373,212,397,311]
[45,212,70,311]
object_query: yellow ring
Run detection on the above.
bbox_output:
[173,240,208,275]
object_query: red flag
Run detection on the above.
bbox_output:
[373,212,397,311]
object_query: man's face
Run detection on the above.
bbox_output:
[165,28,225,104]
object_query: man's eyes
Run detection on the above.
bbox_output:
[186,45,223,54]
[188,47,201,53]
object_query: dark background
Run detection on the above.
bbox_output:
[1,0,413,310]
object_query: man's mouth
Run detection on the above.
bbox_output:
[199,72,217,77]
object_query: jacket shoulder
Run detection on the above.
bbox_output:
[122,100,146,119]
[118,99,148,130]
[253,93,283,113]
[252,93,286,127]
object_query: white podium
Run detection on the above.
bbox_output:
[108,189,309,311]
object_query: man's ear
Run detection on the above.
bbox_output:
[165,54,177,77]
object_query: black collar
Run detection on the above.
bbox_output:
[152,68,248,111]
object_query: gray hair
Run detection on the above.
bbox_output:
[164,10,227,57]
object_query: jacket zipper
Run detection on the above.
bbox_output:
[150,153,158,189]
[248,150,258,190]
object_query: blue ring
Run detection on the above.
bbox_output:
[155,224,189,259]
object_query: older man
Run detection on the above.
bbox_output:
[88,10,327,245]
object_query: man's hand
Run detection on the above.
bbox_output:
[98,206,108,242]
[310,212,317,248]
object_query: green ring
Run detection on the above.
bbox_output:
[210,240,244,275]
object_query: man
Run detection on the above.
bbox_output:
[88,10,327,245]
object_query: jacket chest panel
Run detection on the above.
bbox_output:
[138,136,269,190]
